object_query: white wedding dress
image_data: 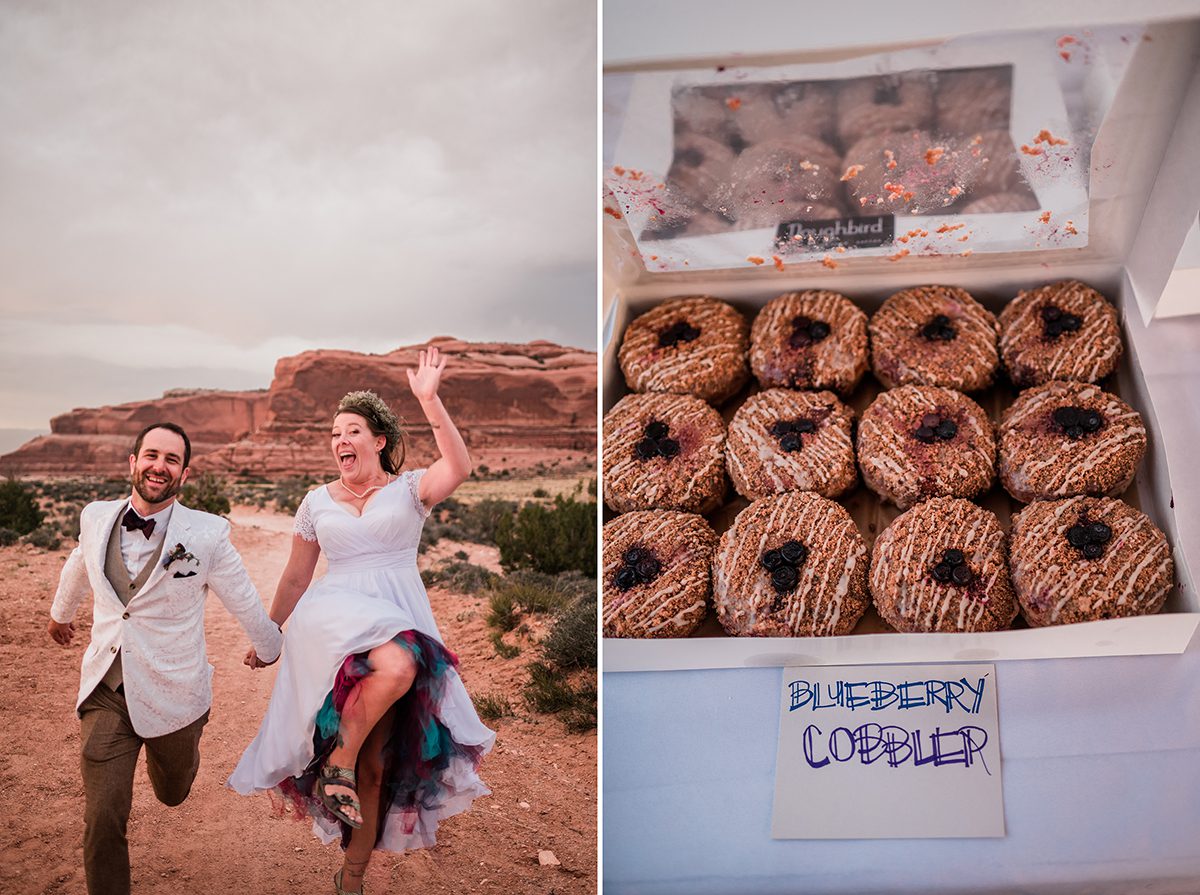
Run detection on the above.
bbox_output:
[229,469,495,852]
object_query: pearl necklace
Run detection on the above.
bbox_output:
[339,474,392,500]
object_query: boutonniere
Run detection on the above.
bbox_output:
[163,543,198,570]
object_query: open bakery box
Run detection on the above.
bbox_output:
[601,15,1200,673]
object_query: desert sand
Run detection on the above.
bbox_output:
[0,506,596,895]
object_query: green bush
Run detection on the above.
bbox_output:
[0,528,18,547]
[487,591,518,632]
[180,472,231,516]
[472,692,515,721]
[495,496,596,576]
[0,480,43,535]
[25,526,61,550]
[271,477,317,514]
[422,561,498,595]
[542,595,597,670]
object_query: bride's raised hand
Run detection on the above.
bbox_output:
[407,346,447,403]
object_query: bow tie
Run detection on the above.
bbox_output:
[122,508,156,539]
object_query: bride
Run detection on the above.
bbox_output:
[229,346,494,895]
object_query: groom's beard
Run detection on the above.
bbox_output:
[132,467,184,506]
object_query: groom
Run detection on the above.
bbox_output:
[47,422,283,895]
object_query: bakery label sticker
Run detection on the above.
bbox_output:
[774,215,895,252]
[771,663,1004,839]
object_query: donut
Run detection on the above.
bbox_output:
[602,391,727,514]
[725,388,857,500]
[934,67,1012,135]
[870,497,1017,632]
[602,510,718,638]
[841,129,971,216]
[618,296,750,404]
[712,491,869,637]
[1010,496,1173,626]
[732,81,836,146]
[836,72,935,148]
[856,385,996,509]
[998,380,1146,502]
[723,136,843,228]
[998,280,1123,387]
[869,285,1000,391]
[749,290,869,394]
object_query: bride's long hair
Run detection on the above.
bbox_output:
[336,390,405,474]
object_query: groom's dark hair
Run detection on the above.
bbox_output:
[131,422,192,468]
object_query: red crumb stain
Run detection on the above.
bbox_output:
[648,255,658,261]
[799,160,817,171]
[603,206,621,219]
[948,186,962,198]
[925,147,945,166]
[971,134,983,145]
[1020,144,1043,156]
[958,234,970,242]
[835,246,847,253]
[1057,35,1078,47]
[1064,221,1078,235]
[888,249,910,262]
[903,191,914,202]
[821,255,838,269]
[884,149,897,170]
[897,235,910,244]
[937,223,965,233]
[1034,129,1069,147]
[1038,211,1052,224]
[747,255,765,265]
[726,97,742,111]
[884,181,905,198]
[906,228,922,237]
[858,197,869,207]
[772,255,785,271]
[1060,50,1072,62]
[961,249,973,257]
[716,65,726,72]
[612,165,626,176]
[841,164,865,181]
[970,147,983,158]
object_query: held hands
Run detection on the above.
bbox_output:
[407,346,447,403]
[243,646,279,669]
[48,619,75,645]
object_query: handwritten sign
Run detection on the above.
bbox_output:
[771,663,1004,839]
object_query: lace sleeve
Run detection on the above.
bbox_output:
[293,490,318,542]
[405,469,431,519]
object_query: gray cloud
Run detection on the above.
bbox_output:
[0,0,596,426]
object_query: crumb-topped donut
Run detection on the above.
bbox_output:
[666,132,737,207]
[723,136,843,228]
[713,491,869,637]
[998,380,1146,503]
[602,510,718,638]
[870,498,1017,632]
[732,81,836,146]
[725,389,857,500]
[999,280,1123,387]
[602,392,727,514]
[841,129,972,216]
[837,72,934,148]
[857,385,996,509]
[618,296,750,404]
[869,285,1000,391]
[960,129,1025,198]
[749,290,868,394]
[1010,496,1173,626]
[934,68,1012,135]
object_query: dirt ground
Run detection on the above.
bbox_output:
[0,505,596,895]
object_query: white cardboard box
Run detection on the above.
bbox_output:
[602,18,1200,672]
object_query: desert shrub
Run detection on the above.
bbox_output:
[472,692,515,721]
[489,630,521,659]
[422,561,498,595]
[487,591,518,632]
[271,477,317,514]
[542,594,597,670]
[454,549,469,560]
[25,526,61,550]
[495,496,596,576]
[0,528,18,547]
[180,472,231,516]
[532,487,549,498]
[0,480,43,535]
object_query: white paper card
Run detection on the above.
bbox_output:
[772,663,1004,839]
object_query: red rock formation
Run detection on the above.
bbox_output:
[1,340,597,480]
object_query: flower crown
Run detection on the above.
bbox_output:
[336,390,401,436]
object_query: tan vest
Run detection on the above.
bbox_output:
[99,514,166,691]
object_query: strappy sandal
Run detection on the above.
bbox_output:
[334,867,365,895]
[317,763,363,829]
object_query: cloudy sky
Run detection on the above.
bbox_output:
[0,0,596,433]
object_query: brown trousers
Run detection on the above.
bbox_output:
[79,684,209,895]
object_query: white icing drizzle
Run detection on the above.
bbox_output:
[999,281,1122,384]
[602,392,726,512]
[748,291,868,393]
[868,285,999,389]
[618,296,748,396]
[725,388,855,499]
